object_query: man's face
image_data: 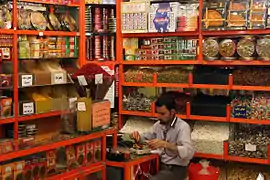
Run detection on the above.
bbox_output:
[156,105,175,125]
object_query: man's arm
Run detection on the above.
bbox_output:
[175,124,195,160]
[141,125,157,141]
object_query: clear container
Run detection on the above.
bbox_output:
[237,36,255,61]
[203,38,219,60]
[30,39,41,59]
[256,36,270,61]
[18,36,30,59]
[219,39,236,60]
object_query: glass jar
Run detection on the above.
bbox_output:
[219,39,236,60]
[256,35,270,61]
[203,38,219,60]
[30,39,41,59]
[237,36,255,61]
[18,36,30,59]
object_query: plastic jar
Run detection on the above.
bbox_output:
[256,35,270,61]
[219,39,236,60]
[237,36,255,61]
[203,38,219,60]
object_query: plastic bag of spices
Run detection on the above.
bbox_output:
[188,160,219,180]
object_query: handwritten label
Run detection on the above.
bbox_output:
[95,74,103,84]
[53,73,65,84]
[77,75,88,86]
[69,97,77,109]
[77,102,86,111]
[22,102,34,115]
[21,75,33,87]
[233,106,247,118]
[245,143,257,152]
[92,101,110,128]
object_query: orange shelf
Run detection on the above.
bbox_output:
[16,30,79,36]
[189,115,228,122]
[0,128,116,162]
[191,84,229,90]
[194,153,224,160]
[232,85,270,91]
[18,0,80,6]
[18,111,63,122]
[121,110,153,117]
[0,117,15,125]
[156,83,189,88]
[47,162,104,180]
[123,31,199,38]
[122,82,154,87]
[202,29,270,36]
[86,61,118,66]
[230,118,270,125]
[122,60,198,65]
[202,60,270,66]
[227,156,269,165]
[0,29,14,34]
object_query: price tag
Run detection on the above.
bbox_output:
[21,75,33,87]
[38,32,44,36]
[22,102,34,115]
[95,74,103,84]
[53,73,65,84]
[77,75,88,86]
[245,143,257,152]
[77,102,86,111]
[69,97,77,109]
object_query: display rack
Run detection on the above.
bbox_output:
[0,0,117,179]
[117,0,270,166]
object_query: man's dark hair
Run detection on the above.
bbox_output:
[155,91,177,111]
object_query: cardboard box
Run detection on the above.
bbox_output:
[92,100,111,129]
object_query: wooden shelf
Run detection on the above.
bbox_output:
[18,0,80,6]
[194,153,224,160]
[0,29,14,34]
[0,117,15,125]
[123,31,199,38]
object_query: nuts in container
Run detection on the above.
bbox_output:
[202,38,219,60]
[237,36,255,61]
[124,68,155,83]
[228,125,270,159]
[157,66,190,84]
[191,121,230,155]
[219,39,236,60]
[256,35,270,60]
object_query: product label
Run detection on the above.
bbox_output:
[22,102,34,115]
[53,73,65,84]
[245,143,257,152]
[21,75,33,87]
[233,106,247,118]
[95,74,103,84]
[77,75,88,86]
[69,97,77,109]
[77,102,86,111]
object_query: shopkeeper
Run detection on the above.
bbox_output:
[131,92,195,180]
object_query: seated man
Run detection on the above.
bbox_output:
[130,92,195,180]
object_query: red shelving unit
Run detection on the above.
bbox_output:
[123,31,199,38]
[18,0,80,6]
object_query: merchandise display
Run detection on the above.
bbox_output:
[191,121,230,155]
[123,37,197,61]
[203,0,269,30]
[228,125,270,159]
[231,92,270,120]
[0,0,116,179]
[121,1,198,33]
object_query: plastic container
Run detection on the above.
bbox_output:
[188,160,219,180]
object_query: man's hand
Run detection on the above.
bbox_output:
[148,139,168,149]
[130,131,141,142]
